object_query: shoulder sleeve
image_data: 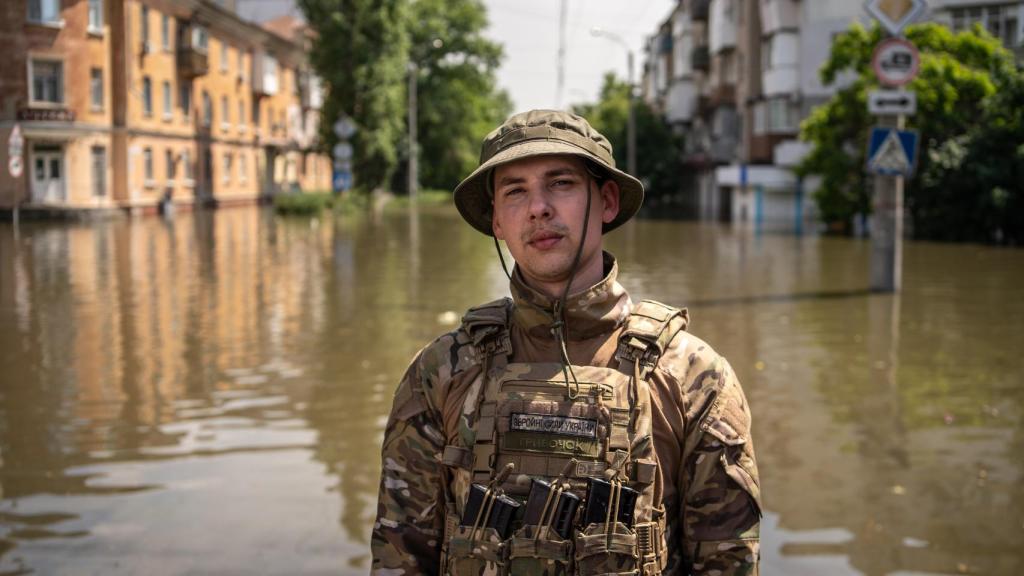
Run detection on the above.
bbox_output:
[677,339,762,575]
[371,332,466,576]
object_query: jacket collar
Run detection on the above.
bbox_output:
[510,252,632,341]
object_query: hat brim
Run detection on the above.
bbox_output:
[453,139,644,237]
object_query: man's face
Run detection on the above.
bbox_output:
[491,155,620,295]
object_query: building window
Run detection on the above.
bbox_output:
[161,14,170,51]
[90,68,103,110]
[143,148,154,184]
[28,0,61,24]
[191,26,208,52]
[221,43,229,73]
[91,146,106,197]
[140,5,150,52]
[142,76,152,116]
[182,149,194,182]
[162,80,172,119]
[88,0,103,32]
[166,149,175,182]
[220,95,229,129]
[202,91,212,126]
[239,152,248,182]
[30,59,63,105]
[222,152,232,183]
[180,81,192,117]
[950,5,1020,48]
[238,100,245,130]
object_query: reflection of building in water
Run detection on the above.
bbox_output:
[0,1,330,215]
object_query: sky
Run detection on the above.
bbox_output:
[481,0,675,112]
[237,0,676,112]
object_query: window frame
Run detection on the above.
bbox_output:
[90,67,103,111]
[222,152,232,184]
[28,56,65,107]
[27,0,63,26]
[165,148,176,184]
[140,5,150,53]
[142,76,153,117]
[161,14,171,51]
[91,146,107,197]
[162,80,172,120]
[143,147,155,186]
[87,0,103,33]
[202,91,212,127]
[220,95,230,130]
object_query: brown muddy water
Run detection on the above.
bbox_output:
[0,205,1021,576]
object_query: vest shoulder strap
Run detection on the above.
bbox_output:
[615,299,689,377]
[461,297,513,358]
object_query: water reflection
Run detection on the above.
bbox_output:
[0,207,1021,575]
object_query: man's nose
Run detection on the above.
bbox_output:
[527,188,552,221]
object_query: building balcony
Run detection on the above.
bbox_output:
[177,47,209,78]
[763,66,799,97]
[760,0,799,35]
[691,45,710,72]
[666,79,698,123]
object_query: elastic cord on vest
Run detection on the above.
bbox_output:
[552,172,594,400]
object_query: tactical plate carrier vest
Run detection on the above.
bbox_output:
[440,298,689,576]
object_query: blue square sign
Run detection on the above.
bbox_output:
[867,127,919,177]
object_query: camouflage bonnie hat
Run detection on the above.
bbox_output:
[453,109,644,237]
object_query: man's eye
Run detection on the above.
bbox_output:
[504,188,524,197]
[552,179,573,187]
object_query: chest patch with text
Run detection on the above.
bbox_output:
[509,413,598,438]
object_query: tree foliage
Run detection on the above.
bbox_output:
[407,0,512,192]
[298,0,510,195]
[299,0,409,193]
[798,22,1024,243]
[572,73,685,206]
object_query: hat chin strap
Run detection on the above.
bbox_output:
[492,175,595,399]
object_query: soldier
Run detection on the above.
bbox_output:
[371,110,761,575]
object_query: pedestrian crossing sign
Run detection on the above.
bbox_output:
[867,126,919,176]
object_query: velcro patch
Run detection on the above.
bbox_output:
[510,413,597,438]
[502,431,600,457]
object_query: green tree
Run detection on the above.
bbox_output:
[299,0,409,193]
[407,0,511,192]
[798,22,1023,243]
[572,73,684,206]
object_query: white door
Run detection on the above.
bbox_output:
[31,148,66,204]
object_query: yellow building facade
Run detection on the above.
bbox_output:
[0,0,331,215]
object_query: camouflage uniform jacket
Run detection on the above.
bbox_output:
[371,253,761,575]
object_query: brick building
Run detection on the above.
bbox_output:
[0,0,331,215]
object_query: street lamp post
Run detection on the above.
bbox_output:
[591,28,636,177]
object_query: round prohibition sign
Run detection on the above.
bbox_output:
[872,38,920,87]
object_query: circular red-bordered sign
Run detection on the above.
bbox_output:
[872,38,920,86]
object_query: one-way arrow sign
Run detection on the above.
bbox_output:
[869,89,917,115]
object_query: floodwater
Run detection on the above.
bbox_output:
[0,205,1021,576]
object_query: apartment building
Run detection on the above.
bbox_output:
[644,0,1022,230]
[0,0,330,215]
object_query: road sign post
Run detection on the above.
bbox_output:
[864,1,925,293]
[332,116,357,194]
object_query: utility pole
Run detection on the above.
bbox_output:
[407,62,418,201]
[626,49,636,177]
[556,0,567,109]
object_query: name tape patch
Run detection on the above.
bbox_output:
[510,413,597,438]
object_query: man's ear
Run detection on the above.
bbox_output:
[600,180,621,224]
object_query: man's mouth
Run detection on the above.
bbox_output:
[527,230,564,251]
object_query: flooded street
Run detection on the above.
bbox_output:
[0,205,1021,575]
